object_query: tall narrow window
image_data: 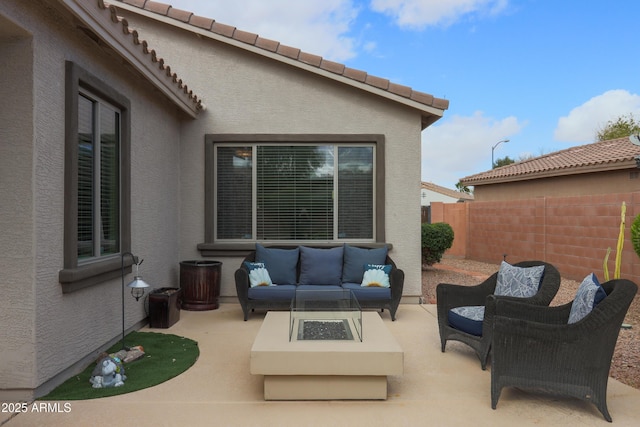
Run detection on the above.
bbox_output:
[60,62,131,292]
[77,92,121,261]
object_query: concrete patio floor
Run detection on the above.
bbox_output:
[5,303,640,426]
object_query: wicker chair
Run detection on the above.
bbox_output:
[490,278,638,422]
[436,261,561,369]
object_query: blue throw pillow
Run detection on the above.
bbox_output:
[255,244,299,285]
[568,273,607,324]
[298,246,344,286]
[342,244,388,283]
[494,261,545,298]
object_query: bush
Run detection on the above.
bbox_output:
[421,222,454,266]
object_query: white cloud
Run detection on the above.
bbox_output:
[421,111,525,187]
[370,0,509,29]
[554,90,640,143]
[166,0,359,61]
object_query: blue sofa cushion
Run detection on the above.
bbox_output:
[494,261,545,298]
[255,244,299,285]
[248,284,297,301]
[361,264,391,288]
[298,246,344,286]
[568,273,607,324]
[342,244,388,283]
[341,282,390,301]
[448,306,485,336]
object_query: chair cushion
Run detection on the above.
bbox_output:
[298,246,344,286]
[361,264,391,288]
[248,284,297,300]
[568,273,607,324]
[255,244,299,285]
[494,261,545,298]
[342,244,388,283]
[448,306,485,336]
[244,262,273,287]
[341,282,391,300]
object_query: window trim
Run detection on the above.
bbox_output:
[59,62,132,293]
[200,134,385,255]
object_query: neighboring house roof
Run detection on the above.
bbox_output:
[112,0,449,128]
[461,136,640,186]
[421,182,474,201]
[57,0,204,117]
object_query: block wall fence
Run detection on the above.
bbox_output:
[430,191,640,282]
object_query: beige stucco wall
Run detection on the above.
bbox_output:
[118,11,425,302]
[0,1,184,398]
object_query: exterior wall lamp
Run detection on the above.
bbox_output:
[491,139,509,169]
[121,252,151,350]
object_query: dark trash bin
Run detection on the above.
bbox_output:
[149,287,181,328]
[180,260,222,311]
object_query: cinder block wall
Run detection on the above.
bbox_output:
[440,192,640,282]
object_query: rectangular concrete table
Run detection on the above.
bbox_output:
[250,311,403,400]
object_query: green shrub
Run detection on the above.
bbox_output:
[421,222,454,266]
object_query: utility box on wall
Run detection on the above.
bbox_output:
[149,288,181,328]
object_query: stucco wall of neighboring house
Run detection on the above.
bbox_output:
[118,11,425,302]
[420,189,461,206]
[0,1,183,398]
[472,169,640,201]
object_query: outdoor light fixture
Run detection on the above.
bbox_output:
[121,252,151,350]
[630,134,640,146]
[491,139,510,168]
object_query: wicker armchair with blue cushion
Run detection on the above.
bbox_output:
[490,277,638,422]
[436,260,561,369]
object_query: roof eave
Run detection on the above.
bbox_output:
[112,1,446,127]
[58,0,201,118]
[461,159,638,186]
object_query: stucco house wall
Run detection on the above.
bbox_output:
[0,0,184,399]
[117,9,426,301]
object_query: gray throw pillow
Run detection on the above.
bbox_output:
[494,261,545,298]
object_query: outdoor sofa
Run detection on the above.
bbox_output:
[235,244,404,321]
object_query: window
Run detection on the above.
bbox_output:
[204,134,385,247]
[59,62,131,292]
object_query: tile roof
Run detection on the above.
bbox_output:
[460,136,640,186]
[95,0,204,114]
[421,182,474,201]
[111,0,449,128]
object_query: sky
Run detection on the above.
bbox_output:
[161,0,640,189]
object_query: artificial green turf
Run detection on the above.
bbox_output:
[40,331,199,400]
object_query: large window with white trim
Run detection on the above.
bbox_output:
[205,135,385,245]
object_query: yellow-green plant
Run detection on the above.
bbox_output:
[632,213,640,260]
[603,202,626,281]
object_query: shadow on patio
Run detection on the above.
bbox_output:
[6,304,640,426]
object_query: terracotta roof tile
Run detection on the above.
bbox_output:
[96,1,203,113]
[113,0,449,117]
[343,67,367,83]
[255,36,279,52]
[144,0,170,15]
[298,52,322,67]
[320,59,345,74]
[461,137,640,185]
[167,7,192,23]
[190,15,215,31]
[276,44,301,60]
[210,21,234,37]
[233,29,258,45]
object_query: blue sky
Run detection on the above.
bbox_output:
[163,0,640,189]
